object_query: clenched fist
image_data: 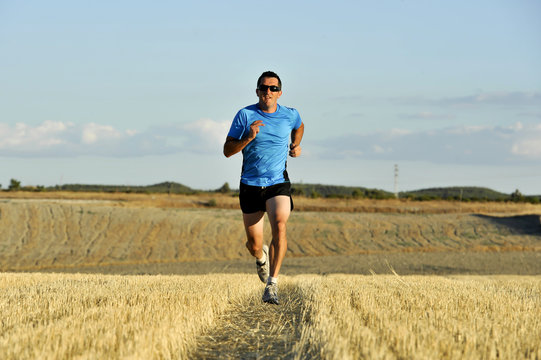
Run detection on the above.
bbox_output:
[248,120,265,141]
[289,143,302,157]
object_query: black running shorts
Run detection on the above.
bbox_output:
[239,182,294,214]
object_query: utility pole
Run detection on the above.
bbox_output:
[394,164,399,198]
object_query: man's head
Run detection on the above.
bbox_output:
[257,71,282,89]
[256,71,282,113]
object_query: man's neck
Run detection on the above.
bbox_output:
[258,103,278,113]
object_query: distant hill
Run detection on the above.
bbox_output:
[401,187,540,203]
[50,182,195,195]
[401,187,508,201]
[290,184,540,203]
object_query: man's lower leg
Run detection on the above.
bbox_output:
[269,236,287,278]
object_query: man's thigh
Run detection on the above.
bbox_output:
[243,211,265,239]
[262,182,293,212]
[266,196,291,225]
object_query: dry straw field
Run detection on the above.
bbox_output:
[1,192,540,359]
[0,273,539,359]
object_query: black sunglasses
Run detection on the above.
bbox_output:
[257,85,281,92]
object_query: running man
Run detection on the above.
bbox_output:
[223,71,304,305]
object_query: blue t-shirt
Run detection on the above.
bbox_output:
[228,104,302,186]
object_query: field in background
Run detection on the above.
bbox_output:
[0,273,539,360]
[1,193,540,273]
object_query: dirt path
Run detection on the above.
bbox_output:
[42,251,541,276]
[191,280,306,359]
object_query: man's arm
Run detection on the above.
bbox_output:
[223,120,265,158]
[223,136,251,158]
[289,122,304,157]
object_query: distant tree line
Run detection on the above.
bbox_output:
[1,179,539,203]
[51,182,196,195]
[1,179,45,192]
[290,183,395,200]
[399,187,540,204]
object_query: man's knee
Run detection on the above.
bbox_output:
[274,219,287,232]
[245,239,262,253]
[270,220,287,239]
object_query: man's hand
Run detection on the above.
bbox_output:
[248,120,265,140]
[289,143,302,157]
[289,122,304,158]
[223,120,265,158]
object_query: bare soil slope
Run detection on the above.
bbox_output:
[1,196,540,274]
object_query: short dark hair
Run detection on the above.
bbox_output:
[257,71,282,89]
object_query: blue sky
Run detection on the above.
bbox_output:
[1,1,540,194]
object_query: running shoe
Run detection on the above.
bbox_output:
[262,282,279,305]
[256,244,269,283]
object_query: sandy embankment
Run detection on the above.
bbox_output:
[1,197,540,274]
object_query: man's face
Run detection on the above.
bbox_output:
[256,77,282,112]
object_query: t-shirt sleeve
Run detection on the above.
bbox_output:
[227,110,247,140]
[292,109,302,130]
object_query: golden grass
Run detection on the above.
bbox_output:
[0,273,260,360]
[294,274,541,360]
[1,273,539,359]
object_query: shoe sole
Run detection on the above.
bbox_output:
[262,283,279,305]
[263,298,279,305]
[256,245,270,283]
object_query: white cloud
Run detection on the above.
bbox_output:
[181,118,230,152]
[0,121,169,157]
[509,122,523,131]
[316,122,541,164]
[445,125,486,135]
[0,119,231,157]
[148,118,230,154]
[443,92,541,107]
[4,118,540,166]
[518,112,541,119]
[511,140,541,157]
[511,123,541,157]
[81,123,123,144]
[400,112,455,120]
[372,145,391,154]
[0,121,70,149]
[388,128,412,137]
[390,91,541,107]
